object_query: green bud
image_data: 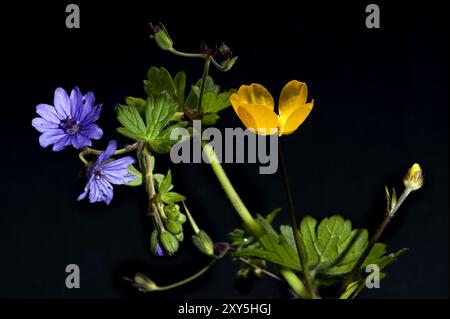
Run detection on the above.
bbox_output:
[164,219,183,234]
[132,273,159,292]
[192,230,214,256]
[174,231,184,242]
[177,213,187,224]
[165,204,180,220]
[150,230,160,256]
[154,27,173,51]
[221,56,238,71]
[160,230,179,255]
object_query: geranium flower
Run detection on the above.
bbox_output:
[230,80,314,135]
[78,140,136,204]
[32,87,103,151]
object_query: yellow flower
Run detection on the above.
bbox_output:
[230,80,314,136]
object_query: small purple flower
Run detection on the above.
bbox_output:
[32,87,103,151]
[78,140,136,205]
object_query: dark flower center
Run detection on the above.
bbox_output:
[60,116,80,135]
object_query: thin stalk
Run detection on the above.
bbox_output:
[83,142,138,156]
[278,142,315,298]
[182,201,200,234]
[168,48,206,59]
[238,258,284,282]
[337,188,411,297]
[197,57,211,115]
[153,259,218,291]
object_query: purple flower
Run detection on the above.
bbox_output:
[156,244,164,256]
[32,87,103,151]
[78,140,136,205]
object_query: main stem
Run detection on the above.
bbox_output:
[202,142,262,236]
[278,142,315,298]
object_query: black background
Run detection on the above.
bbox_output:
[0,1,448,299]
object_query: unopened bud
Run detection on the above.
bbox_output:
[132,273,159,292]
[150,22,173,51]
[164,219,183,235]
[403,163,423,191]
[160,230,179,255]
[192,230,214,256]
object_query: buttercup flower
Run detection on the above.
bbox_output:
[32,87,103,151]
[230,80,314,135]
[78,140,136,204]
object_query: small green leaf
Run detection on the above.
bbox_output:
[233,233,300,270]
[116,104,147,141]
[126,165,142,186]
[160,192,186,204]
[145,95,178,139]
[159,170,172,193]
[201,113,220,126]
[391,187,397,211]
[125,96,147,114]
[144,66,176,97]
[201,90,234,113]
[265,208,281,224]
[174,71,186,107]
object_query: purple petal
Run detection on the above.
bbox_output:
[38,129,67,149]
[32,117,59,133]
[70,87,82,120]
[157,244,164,256]
[88,178,114,204]
[79,92,101,124]
[52,135,71,151]
[54,87,71,119]
[97,140,117,164]
[71,133,92,149]
[102,156,135,171]
[77,177,93,201]
[81,123,103,140]
[36,104,62,123]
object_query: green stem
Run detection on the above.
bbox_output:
[139,142,164,230]
[169,48,206,59]
[336,188,411,297]
[153,258,218,291]
[202,142,262,236]
[279,268,310,299]
[78,152,88,165]
[278,142,315,298]
[83,142,138,156]
[182,201,200,234]
[197,57,211,115]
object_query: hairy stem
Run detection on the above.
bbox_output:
[182,201,200,234]
[202,142,262,236]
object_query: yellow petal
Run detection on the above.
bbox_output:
[230,94,279,135]
[278,80,308,119]
[279,100,314,135]
[234,83,274,110]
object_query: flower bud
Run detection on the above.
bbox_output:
[164,219,183,234]
[150,230,164,256]
[192,230,214,256]
[165,204,180,220]
[403,163,423,191]
[177,213,187,224]
[160,230,179,255]
[149,23,173,51]
[174,231,184,242]
[132,273,159,292]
